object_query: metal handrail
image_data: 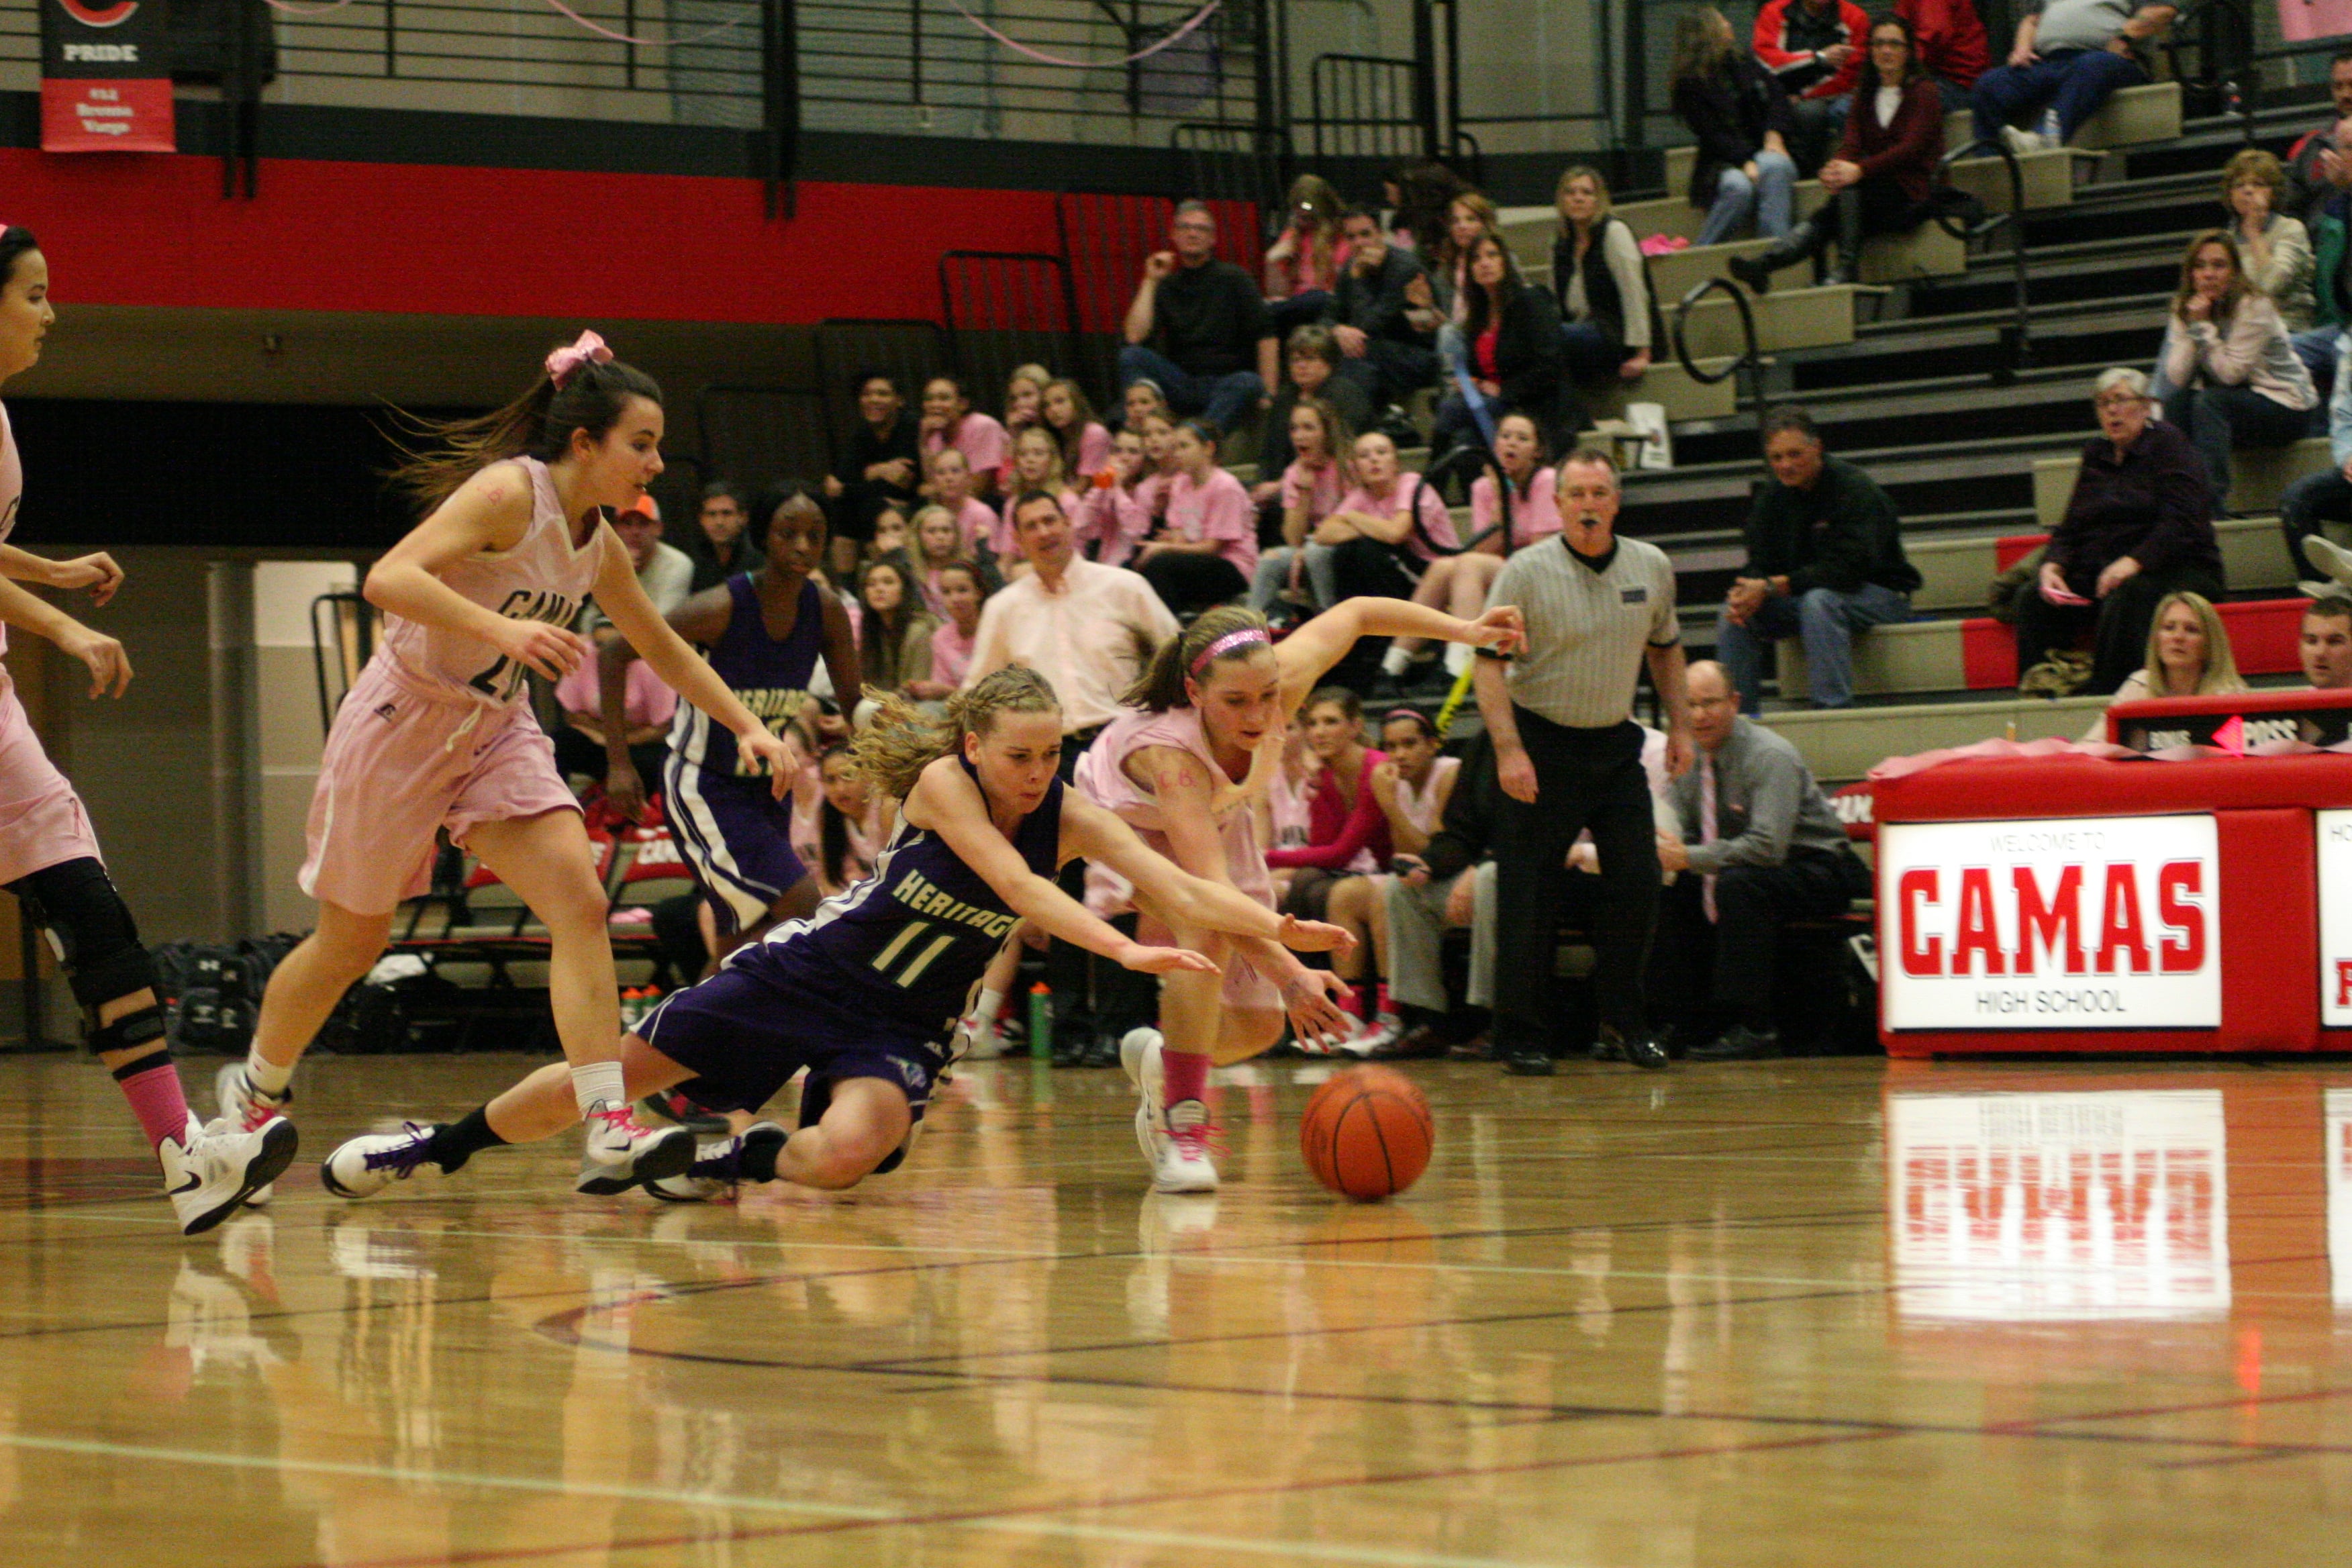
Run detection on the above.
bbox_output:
[1935,137,2033,379]
[1671,275,1763,420]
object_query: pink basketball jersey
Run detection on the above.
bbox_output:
[1077,703,1275,910]
[0,403,23,663]
[377,457,609,705]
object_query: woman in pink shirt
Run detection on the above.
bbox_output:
[907,560,986,703]
[1073,426,1153,567]
[1135,419,1257,616]
[1395,411,1559,683]
[1043,377,1112,483]
[1265,687,1393,1040]
[925,448,999,562]
[918,375,1008,501]
[1263,173,1352,334]
[994,364,1051,493]
[1248,395,1351,620]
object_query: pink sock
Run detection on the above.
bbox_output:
[1161,1048,1211,1109]
[114,1057,191,1149]
[1375,983,1393,1017]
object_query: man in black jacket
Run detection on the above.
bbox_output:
[1120,201,1279,436]
[1324,208,1439,410]
[1715,406,1919,710]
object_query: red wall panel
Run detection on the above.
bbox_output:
[2,149,1061,324]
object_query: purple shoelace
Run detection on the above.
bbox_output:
[363,1122,437,1175]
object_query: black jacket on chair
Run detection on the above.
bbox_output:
[1673,54,1798,208]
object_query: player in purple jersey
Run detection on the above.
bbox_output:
[318,666,1353,1200]
[601,485,860,946]
[222,333,799,1197]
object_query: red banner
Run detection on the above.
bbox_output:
[40,0,175,152]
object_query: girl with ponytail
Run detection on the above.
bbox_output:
[236,333,801,1201]
[1076,592,1524,1193]
[323,664,1350,1202]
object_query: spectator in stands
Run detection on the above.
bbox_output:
[2284,51,2352,227]
[1552,166,1653,385]
[2301,117,2352,389]
[1389,162,1473,256]
[1715,407,1919,711]
[1753,0,1869,172]
[1390,412,1557,686]
[2279,335,2352,577]
[927,447,998,562]
[2160,230,2319,503]
[582,493,693,634]
[1267,690,1393,1037]
[907,560,986,705]
[1430,191,1501,323]
[909,504,975,619]
[1133,409,1183,534]
[1122,377,1173,434]
[1119,201,1278,436]
[995,362,1052,495]
[864,505,912,569]
[2304,592,2352,688]
[2222,150,2314,335]
[919,375,1009,501]
[1730,16,1949,293]
[1251,394,1353,620]
[1321,431,1461,685]
[1972,0,2173,156]
[1326,207,1440,412]
[1673,7,1801,246]
[552,647,675,793]
[1074,427,1153,568]
[2080,590,2246,739]
[685,481,764,593]
[967,491,1179,762]
[1042,378,1112,484]
[1652,660,1871,1061]
[1134,418,1255,616]
[822,371,921,579]
[791,744,888,897]
[1897,0,1989,111]
[2018,368,2224,695]
[854,558,935,699]
[1257,325,1373,501]
[1263,174,1351,335]
[992,425,1080,573]
[1430,232,1569,469]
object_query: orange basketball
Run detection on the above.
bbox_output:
[1300,1065,1434,1201]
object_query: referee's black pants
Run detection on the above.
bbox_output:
[1490,709,1659,1052]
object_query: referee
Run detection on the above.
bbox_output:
[1473,446,1694,1075]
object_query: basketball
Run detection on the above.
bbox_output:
[1299,1065,1434,1201]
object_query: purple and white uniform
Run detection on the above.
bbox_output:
[1077,704,1283,1012]
[0,402,105,887]
[301,457,607,915]
[663,573,825,932]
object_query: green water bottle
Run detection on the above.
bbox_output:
[1028,981,1054,1061]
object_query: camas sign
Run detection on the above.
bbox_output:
[1879,815,2220,1030]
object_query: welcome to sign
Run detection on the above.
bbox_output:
[40,0,175,152]
[1879,814,2221,1032]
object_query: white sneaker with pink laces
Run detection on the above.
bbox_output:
[577,1101,696,1195]
[1152,1099,1220,1194]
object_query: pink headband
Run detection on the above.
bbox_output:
[1190,627,1271,677]
[546,330,613,389]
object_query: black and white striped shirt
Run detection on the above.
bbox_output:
[1484,534,1679,730]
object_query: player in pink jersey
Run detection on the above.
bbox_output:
[1079,598,1522,1193]
[219,332,797,1197]
[0,224,295,1232]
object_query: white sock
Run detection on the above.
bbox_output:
[970,987,1005,1049]
[244,1049,293,1100]
[571,1061,627,1118]
[1444,641,1473,677]
[1381,644,1412,677]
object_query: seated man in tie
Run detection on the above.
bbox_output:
[1651,660,1869,1061]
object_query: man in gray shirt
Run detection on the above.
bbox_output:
[1474,446,1695,1075]
[1653,660,1870,1061]
[1970,0,2175,154]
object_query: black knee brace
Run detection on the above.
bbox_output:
[11,857,159,1013]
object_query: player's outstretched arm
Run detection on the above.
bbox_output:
[0,574,128,697]
[0,545,121,605]
[1275,598,1524,703]
[593,530,797,793]
[908,757,1219,975]
[1061,791,1352,955]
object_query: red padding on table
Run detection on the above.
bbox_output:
[1875,752,2352,822]
[1994,533,2049,572]
[2216,598,2308,675]
[1961,617,2018,690]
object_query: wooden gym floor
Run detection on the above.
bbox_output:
[0,1049,2345,1566]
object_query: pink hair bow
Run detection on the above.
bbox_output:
[546,330,613,389]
